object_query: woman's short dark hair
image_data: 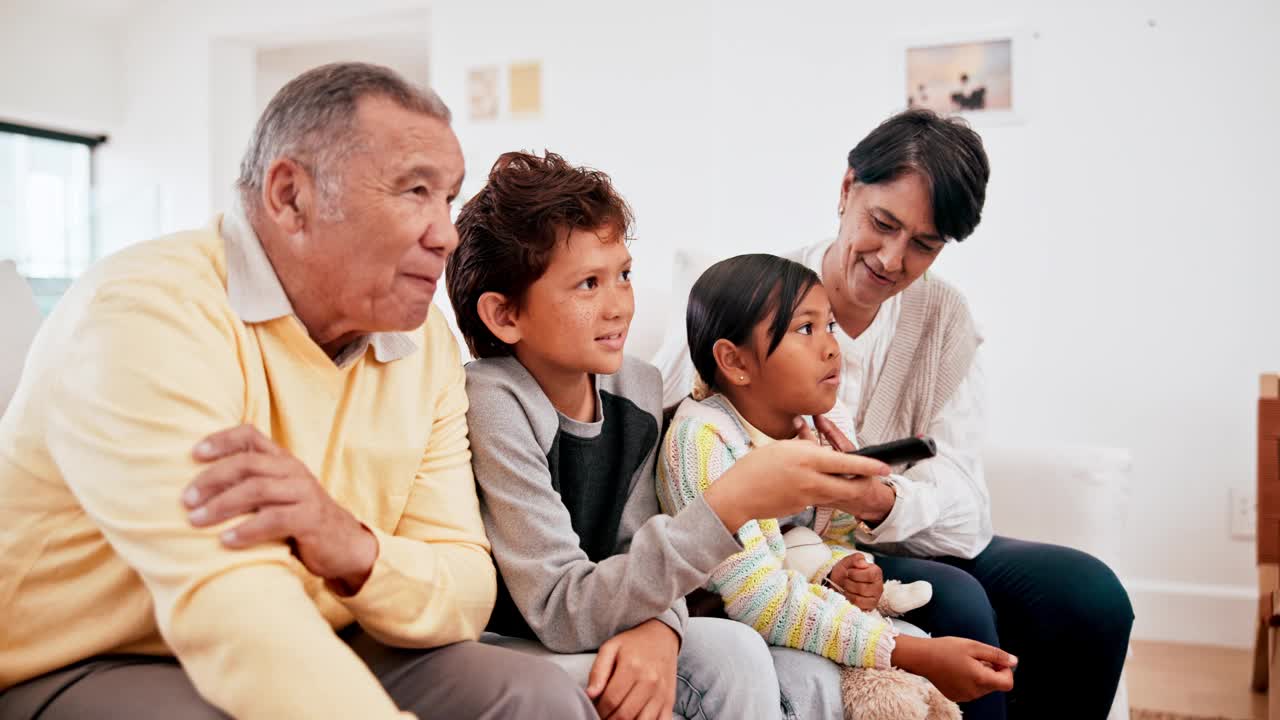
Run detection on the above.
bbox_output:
[686,254,821,391]
[847,109,990,242]
[446,150,634,359]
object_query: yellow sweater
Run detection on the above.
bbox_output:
[0,222,496,718]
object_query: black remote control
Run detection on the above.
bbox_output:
[851,436,937,466]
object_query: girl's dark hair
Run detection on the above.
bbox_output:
[686,254,821,391]
[847,108,990,242]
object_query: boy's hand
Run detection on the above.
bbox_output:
[586,619,679,720]
[828,553,883,611]
[805,415,896,523]
[703,440,891,532]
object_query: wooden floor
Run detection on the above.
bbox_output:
[1127,640,1267,719]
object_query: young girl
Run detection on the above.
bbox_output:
[657,253,1016,716]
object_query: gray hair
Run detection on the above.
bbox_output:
[235,61,452,218]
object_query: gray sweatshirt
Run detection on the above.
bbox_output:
[465,355,740,653]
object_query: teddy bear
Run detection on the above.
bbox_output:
[782,525,961,720]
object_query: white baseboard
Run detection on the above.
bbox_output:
[1123,577,1256,649]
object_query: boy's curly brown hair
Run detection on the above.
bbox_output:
[446,151,634,358]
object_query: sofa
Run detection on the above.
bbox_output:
[0,256,1130,718]
[0,260,44,416]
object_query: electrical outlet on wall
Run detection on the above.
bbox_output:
[1231,487,1257,540]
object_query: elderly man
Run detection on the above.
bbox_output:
[0,63,595,719]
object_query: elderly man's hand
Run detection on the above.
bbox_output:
[183,424,378,595]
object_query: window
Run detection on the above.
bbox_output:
[0,121,106,313]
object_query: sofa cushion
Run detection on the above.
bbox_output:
[984,444,1133,575]
[649,249,721,406]
[0,260,43,415]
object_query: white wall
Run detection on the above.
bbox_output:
[697,0,1280,647]
[0,10,122,135]
[8,0,1278,647]
[92,1,435,236]
[431,0,716,294]
[210,33,435,215]
[255,35,432,111]
[208,40,258,226]
[0,8,155,259]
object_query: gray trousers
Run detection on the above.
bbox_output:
[0,626,596,720]
[485,616,784,720]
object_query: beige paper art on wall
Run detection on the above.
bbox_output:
[467,66,499,121]
[509,61,542,117]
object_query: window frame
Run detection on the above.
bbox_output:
[0,119,109,312]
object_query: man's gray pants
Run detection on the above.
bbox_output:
[0,625,596,719]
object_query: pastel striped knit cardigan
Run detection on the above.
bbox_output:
[657,394,897,669]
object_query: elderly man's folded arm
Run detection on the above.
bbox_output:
[43,290,412,719]
[166,566,411,719]
[335,356,498,646]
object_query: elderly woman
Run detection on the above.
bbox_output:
[663,109,1133,720]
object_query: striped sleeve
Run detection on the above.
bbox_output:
[657,417,896,669]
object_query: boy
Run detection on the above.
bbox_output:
[445,151,781,720]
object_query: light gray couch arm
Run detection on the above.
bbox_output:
[983,444,1135,720]
[984,444,1134,580]
[0,260,43,415]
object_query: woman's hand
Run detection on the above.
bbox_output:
[804,414,897,523]
[702,440,890,532]
[812,414,857,452]
[891,635,1017,702]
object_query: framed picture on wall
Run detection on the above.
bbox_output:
[467,66,499,121]
[903,27,1031,125]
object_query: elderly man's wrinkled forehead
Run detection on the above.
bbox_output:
[351,94,465,185]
